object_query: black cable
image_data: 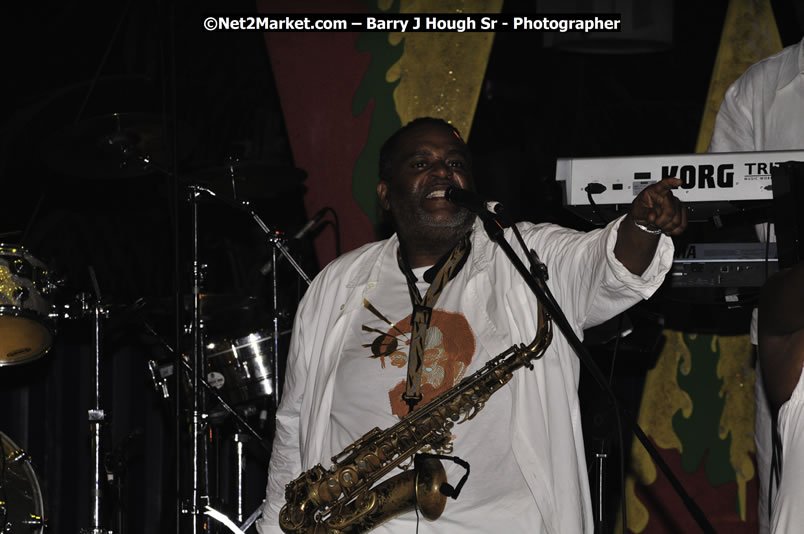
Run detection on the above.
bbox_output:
[585,184,610,227]
[609,314,625,384]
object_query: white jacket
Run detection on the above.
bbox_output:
[709,37,804,153]
[258,215,673,534]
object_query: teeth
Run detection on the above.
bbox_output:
[427,190,446,199]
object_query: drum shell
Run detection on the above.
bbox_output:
[0,432,46,533]
[205,330,281,407]
[0,245,54,366]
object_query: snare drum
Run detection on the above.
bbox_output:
[0,245,54,365]
[205,329,288,407]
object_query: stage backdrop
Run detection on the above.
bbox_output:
[621,332,758,532]
[622,0,782,531]
[256,0,501,267]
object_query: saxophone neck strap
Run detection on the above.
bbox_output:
[396,234,471,412]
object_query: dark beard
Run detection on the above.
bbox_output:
[392,207,476,262]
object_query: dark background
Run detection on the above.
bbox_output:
[1,0,803,532]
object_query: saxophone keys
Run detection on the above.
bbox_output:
[317,476,342,503]
[339,467,360,488]
[356,453,381,473]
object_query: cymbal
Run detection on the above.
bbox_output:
[41,112,194,179]
[137,294,271,339]
[183,160,306,199]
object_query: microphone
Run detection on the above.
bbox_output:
[293,207,329,240]
[445,188,504,220]
[444,187,488,214]
[485,201,504,216]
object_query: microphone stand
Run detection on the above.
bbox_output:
[474,210,717,534]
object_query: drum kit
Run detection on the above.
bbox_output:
[0,247,52,534]
[1,111,315,533]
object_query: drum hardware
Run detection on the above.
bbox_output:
[232,433,247,524]
[148,359,171,400]
[139,320,270,452]
[183,160,306,201]
[0,432,46,533]
[139,294,288,412]
[0,245,57,366]
[48,291,98,320]
[204,506,246,534]
[239,501,264,533]
[102,427,143,534]
[76,268,115,534]
[40,112,195,179]
[139,294,266,332]
[187,183,209,534]
[138,295,273,533]
[204,328,291,409]
[177,184,311,532]
[191,185,311,404]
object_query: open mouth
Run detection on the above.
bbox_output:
[425,189,447,199]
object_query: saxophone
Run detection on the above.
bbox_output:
[279,303,552,534]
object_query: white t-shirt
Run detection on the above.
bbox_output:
[330,254,540,532]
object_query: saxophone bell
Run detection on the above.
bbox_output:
[413,456,448,521]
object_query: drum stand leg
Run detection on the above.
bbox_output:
[239,501,264,533]
[81,293,113,534]
[233,433,247,523]
[595,452,606,532]
[183,186,210,533]
[593,439,608,534]
[270,245,280,407]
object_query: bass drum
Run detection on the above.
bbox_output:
[0,245,54,366]
[0,432,46,533]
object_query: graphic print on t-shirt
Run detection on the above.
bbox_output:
[363,305,476,418]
